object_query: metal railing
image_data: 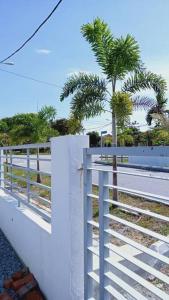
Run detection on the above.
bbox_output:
[84,146,169,299]
[0,143,51,222]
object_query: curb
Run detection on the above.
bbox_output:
[95,160,169,173]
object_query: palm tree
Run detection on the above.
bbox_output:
[123,71,167,125]
[60,18,167,200]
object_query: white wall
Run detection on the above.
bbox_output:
[0,191,53,298]
[0,135,89,300]
[128,156,169,167]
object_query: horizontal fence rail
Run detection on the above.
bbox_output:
[0,142,51,222]
[84,146,169,299]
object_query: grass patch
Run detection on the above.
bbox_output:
[4,166,51,211]
[91,184,169,247]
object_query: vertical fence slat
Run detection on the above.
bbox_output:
[10,150,13,192]
[27,149,30,203]
[0,149,4,188]
[99,171,110,300]
[83,148,93,300]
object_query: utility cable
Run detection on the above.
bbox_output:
[0,68,61,88]
[0,0,63,63]
[84,122,112,131]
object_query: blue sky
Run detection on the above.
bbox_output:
[0,0,169,133]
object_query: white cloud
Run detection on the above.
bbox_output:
[35,48,51,55]
[66,69,92,77]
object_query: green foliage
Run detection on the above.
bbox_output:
[87,131,100,147]
[118,132,134,146]
[81,18,141,80]
[38,105,57,123]
[52,118,69,135]
[123,71,167,97]
[67,117,83,134]
[60,18,167,141]
[151,129,169,145]
[52,117,83,135]
[0,106,59,145]
[118,124,169,147]
[103,135,112,146]
[0,133,11,146]
[111,92,133,127]
[123,71,167,125]
[30,116,58,144]
[118,127,134,146]
[60,73,107,119]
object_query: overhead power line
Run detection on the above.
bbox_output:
[0,0,63,63]
[84,122,112,131]
[0,68,61,88]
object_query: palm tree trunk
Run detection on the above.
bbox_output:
[112,79,118,201]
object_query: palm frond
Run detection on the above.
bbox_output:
[81,18,114,76]
[81,19,141,79]
[123,71,167,97]
[107,34,141,79]
[70,87,105,119]
[132,95,155,110]
[60,72,107,101]
[60,72,108,120]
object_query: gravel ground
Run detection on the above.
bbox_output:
[0,229,24,294]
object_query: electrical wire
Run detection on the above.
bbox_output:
[0,68,61,88]
[84,122,149,133]
[0,0,63,63]
[84,122,112,131]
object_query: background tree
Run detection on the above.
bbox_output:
[51,117,83,135]
[38,105,56,125]
[87,131,100,147]
[31,106,58,183]
[103,135,112,147]
[117,128,134,146]
[0,106,58,183]
[151,129,169,145]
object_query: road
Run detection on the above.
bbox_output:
[10,155,169,202]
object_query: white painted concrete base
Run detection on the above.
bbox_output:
[0,190,54,299]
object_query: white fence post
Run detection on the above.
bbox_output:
[50,135,89,300]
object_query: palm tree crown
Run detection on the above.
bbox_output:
[81,18,141,80]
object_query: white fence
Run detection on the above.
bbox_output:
[84,146,169,299]
[0,142,51,222]
[0,138,169,299]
